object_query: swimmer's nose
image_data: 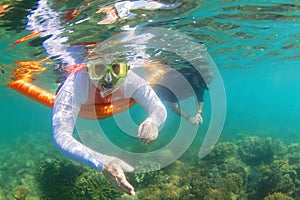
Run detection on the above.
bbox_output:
[105,71,112,82]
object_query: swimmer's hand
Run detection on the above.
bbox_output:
[189,113,203,124]
[189,102,204,124]
[138,118,158,144]
[103,157,135,195]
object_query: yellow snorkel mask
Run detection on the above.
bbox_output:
[87,62,129,80]
[87,59,130,97]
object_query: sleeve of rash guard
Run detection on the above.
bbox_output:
[124,72,167,127]
[52,74,109,171]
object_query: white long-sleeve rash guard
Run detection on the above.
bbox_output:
[52,70,167,171]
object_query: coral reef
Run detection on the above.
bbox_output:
[35,158,86,200]
[135,172,191,200]
[74,169,122,200]
[184,158,248,199]
[263,192,294,200]
[35,158,123,200]
[2,131,300,200]
[131,160,160,185]
[13,185,30,200]
[203,142,238,164]
[237,136,274,165]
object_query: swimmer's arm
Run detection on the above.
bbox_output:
[52,79,135,195]
[125,72,167,127]
[167,101,204,124]
[132,83,167,144]
[134,84,167,127]
[52,123,107,170]
[52,78,107,171]
[197,102,204,114]
[166,102,188,119]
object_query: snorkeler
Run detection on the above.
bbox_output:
[53,58,167,195]
[154,67,212,124]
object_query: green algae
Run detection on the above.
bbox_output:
[2,132,300,199]
[264,192,294,200]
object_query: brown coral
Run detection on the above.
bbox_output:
[263,192,294,200]
[13,185,30,200]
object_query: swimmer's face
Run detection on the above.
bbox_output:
[87,61,129,97]
[92,72,126,97]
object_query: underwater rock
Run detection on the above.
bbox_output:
[206,159,248,199]
[224,173,244,194]
[35,158,86,200]
[287,143,300,168]
[255,160,296,199]
[13,185,30,200]
[271,139,288,158]
[156,149,175,165]
[263,192,294,200]
[35,158,124,199]
[118,193,139,200]
[136,173,190,200]
[74,169,122,200]
[131,160,160,186]
[163,160,187,176]
[238,136,274,165]
[204,188,232,200]
[203,142,238,164]
[5,132,300,200]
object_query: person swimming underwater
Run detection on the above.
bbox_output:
[53,56,167,195]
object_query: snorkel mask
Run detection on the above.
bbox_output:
[87,59,130,97]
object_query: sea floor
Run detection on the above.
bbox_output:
[1,130,300,200]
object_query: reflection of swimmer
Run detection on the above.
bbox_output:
[154,67,212,124]
[96,0,181,25]
[53,58,167,195]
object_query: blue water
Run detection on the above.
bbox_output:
[0,0,300,199]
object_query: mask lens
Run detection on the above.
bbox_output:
[111,63,128,77]
[87,63,106,80]
[94,64,106,76]
[88,61,128,80]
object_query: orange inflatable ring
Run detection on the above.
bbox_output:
[8,63,166,119]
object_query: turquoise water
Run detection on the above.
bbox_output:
[1,0,300,199]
